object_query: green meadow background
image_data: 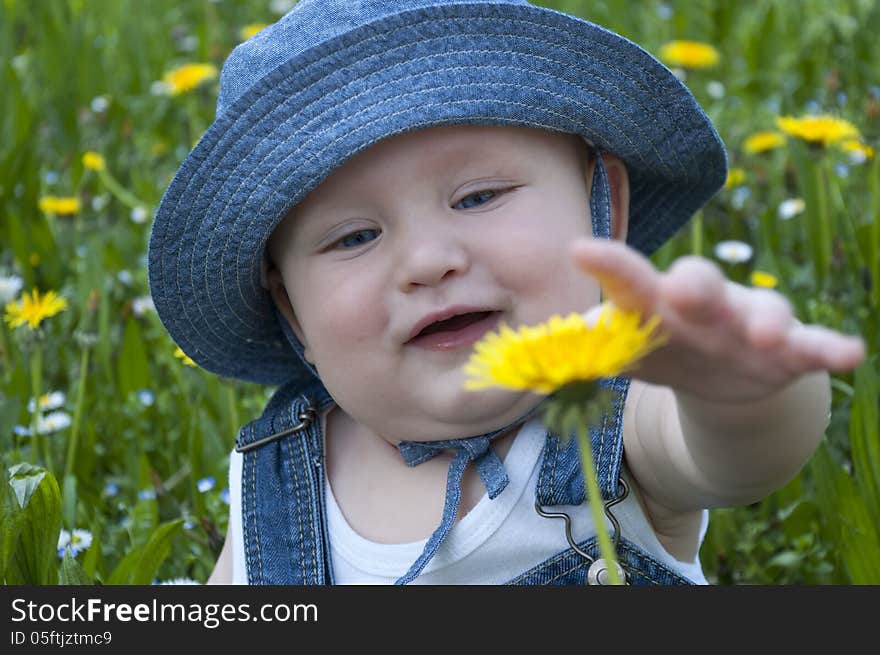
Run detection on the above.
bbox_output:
[1,0,878,585]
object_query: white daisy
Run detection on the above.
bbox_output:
[28,390,66,413]
[36,411,72,434]
[706,81,725,99]
[714,240,753,264]
[91,194,109,211]
[156,577,200,585]
[778,198,806,220]
[270,0,297,14]
[132,296,156,317]
[90,96,110,113]
[57,529,93,557]
[0,274,24,305]
[130,206,149,224]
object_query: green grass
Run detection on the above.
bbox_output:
[1,0,878,584]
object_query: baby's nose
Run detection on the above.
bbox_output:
[394,224,471,291]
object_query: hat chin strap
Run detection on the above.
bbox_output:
[274,148,613,583]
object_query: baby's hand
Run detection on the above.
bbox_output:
[571,239,867,403]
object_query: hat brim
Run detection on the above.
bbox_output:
[148,2,727,386]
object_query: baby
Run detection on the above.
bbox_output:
[147,0,865,585]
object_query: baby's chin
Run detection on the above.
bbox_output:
[396,387,545,442]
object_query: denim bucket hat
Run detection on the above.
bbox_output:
[148,0,727,387]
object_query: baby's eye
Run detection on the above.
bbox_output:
[454,189,498,210]
[334,229,380,249]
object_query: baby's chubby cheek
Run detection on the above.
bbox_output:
[300,284,391,365]
[499,237,599,318]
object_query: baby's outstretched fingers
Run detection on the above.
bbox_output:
[661,256,728,324]
[786,323,867,373]
[744,288,794,349]
[570,238,659,312]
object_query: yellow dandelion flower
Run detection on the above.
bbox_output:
[743,131,786,154]
[463,304,665,394]
[161,63,218,96]
[775,114,859,147]
[838,139,874,162]
[82,151,106,171]
[725,167,746,189]
[464,303,664,586]
[4,289,68,330]
[239,23,268,41]
[173,347,198,367]
[750,271,778,288]
[658,40,720,70]
[38,196,81,215]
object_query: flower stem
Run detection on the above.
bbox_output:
[690,209,703,256]
[0,321,11,384]
[870,153,879,310]
[814,157,832,289]
[226,384,239,442]
[97,168,144,210]
[575,419,623,584]
[64,345,90,482]
[29,343,43,465]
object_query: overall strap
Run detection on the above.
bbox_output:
[536,151,629,506]
[534,375,631,507]
[237,382,333,584]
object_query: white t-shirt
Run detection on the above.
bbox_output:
[228,412,709,584]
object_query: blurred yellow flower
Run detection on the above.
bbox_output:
[240,23,269,41]
[82,151,106,171]
[4,289,68,330]
[750,271,778,288]
[174,347,198,367]
[463,305,664,394]
[38,196,81,215]
[29,253,41,267]
[658,40,720,69]
[776,114,859,147]
[725,167,746,189]
[161,63,218,95]
[743,131,785,154]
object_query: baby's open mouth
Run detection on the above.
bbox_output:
[416,311,496,337]
[408,311,502,351]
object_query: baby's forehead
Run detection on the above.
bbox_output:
[302,124,587,201]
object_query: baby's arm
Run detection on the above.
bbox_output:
[206,529,233,584]
[572,239,866,515]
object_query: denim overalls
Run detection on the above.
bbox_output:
[233,374,698,585]
[232,150,698,585]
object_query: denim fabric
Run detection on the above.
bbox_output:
[236,372,696,585]
[507,537,696,585]
[235,381,336,584]
[147,0,728,387]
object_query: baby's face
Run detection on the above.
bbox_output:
[269,125,615,443]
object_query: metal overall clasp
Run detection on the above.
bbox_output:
[534,477,630,585]
[234,397,318,453]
